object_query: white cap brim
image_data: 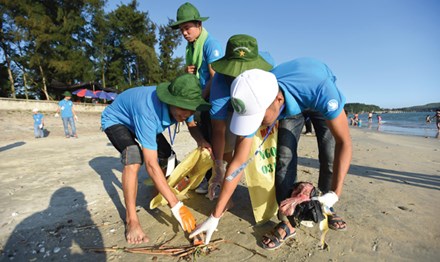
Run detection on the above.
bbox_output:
[230,110,265,136]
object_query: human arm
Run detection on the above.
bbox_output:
[71,105,78,121]
[143,148,196,232]
[185,65,197,74]
[187,119,212,154]
[325,111,352,197]
[212,135,253,217]
[211,119,227,161]
[201,64,216,100]
[205,119,228,199]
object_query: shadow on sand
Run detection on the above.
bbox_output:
[1,187,106,261]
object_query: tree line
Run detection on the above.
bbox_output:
[0,0,184,100]
[344,103,381,114]
[345,102,440,113]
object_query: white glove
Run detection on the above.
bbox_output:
[171,201,196,232]
[207,160,226,201]
[316,191,339,208]
[189,214,220,244]
[39,124,43,129]
[54,113,59,117]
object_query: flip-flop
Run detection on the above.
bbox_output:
[261,222,296,250]
[328,213,347,231]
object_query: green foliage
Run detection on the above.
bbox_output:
[158,19,184,82]
[0,62,10,97]
[344,103,381,113]
[395,103,440,112]
[1,0,185,99]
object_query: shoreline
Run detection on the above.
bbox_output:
[1,109,439,261]
[349,124,439,139]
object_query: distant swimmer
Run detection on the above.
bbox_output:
[425,114,431,123]
[368,112,373,122]
[435,109,440,132]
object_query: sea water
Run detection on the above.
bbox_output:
[349,112,438,138]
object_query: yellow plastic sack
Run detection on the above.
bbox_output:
[149,148,213,209]
[244,123,279,224]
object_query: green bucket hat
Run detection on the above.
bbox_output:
[212,34,273,77]
[170,2,209,29]
[156,74,211,111]
[63,91,72,97]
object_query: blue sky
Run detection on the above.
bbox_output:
[106,0,440,109]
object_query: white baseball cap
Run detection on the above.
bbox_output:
[230,69,279,136]
[32,108,39,112]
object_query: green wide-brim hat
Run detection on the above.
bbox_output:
[212,34,273,77]
[156,74,211,111]
[63,91,72,97]
[170,2,209,29]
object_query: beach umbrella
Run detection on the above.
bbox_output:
[94,90,117,100]
[94,90,109,100]
[107,92,118,100]
[73,89,97,98]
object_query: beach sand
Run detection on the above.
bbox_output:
[0,109,439,261]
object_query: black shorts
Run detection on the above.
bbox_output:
[104,124,173,161]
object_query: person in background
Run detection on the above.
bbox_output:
[56,91,78,138]
[101,74,211,244]
[170,2,223,194]
[425,114,431,124]
[191,58,352,250]
[377,114,382,125]
[32,108,44,138]
[435,109,440,132]
[368,112,373,122]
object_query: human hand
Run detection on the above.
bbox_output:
[74,115,78,121]
[171,201,196,232]
[189,214,220,244]
[207,160,227,201]
[197,139,211,151]
[316,191,339,208]
[185,65,197,74]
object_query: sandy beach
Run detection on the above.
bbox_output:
[0,109,439,261]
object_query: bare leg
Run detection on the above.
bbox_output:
[122,163,149,244]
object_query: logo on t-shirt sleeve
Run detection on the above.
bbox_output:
[327,99,339,112]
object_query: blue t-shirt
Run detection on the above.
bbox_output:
[33,113,44,125]
[272,58,346,121]
[58,99,74,118]
[101,86,194,150]
[197,34,223,89]
[209,73,234,120]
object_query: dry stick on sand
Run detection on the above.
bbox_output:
[85,238,225,258]
[85,238,268,259]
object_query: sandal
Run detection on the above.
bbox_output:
[261,222,296,250]
[328,209,347,231]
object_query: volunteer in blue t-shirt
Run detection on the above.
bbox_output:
[101,74,211,245]
[56,91,78,138]
[191,58,352,249]
[32,108,44,138]
[170,2,224,195]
